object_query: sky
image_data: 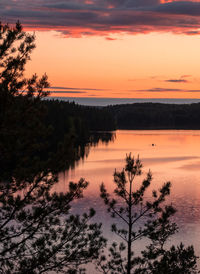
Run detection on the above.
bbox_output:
[2,0,200,99]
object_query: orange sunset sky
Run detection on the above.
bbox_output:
[2,0,200,99]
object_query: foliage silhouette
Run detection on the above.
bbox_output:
[42,100,116,172]
[98,154,198,274]
[0,21,50,181]
[0,22,115,181]
[0,22,106,273]
[108,103,200,130]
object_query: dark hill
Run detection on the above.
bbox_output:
[107,102,200,129]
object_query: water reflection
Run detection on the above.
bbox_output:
[57,130,200,261]
[89,131,116,146]
[65,131,115,170]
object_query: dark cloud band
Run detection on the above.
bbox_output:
[48,86,109,91]
[2,0,200,36]
[165,79,188,83]
[136,87,200,92]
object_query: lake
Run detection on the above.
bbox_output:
[56,130,200,268]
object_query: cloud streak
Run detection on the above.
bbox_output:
[2,0,200,37]
[135,87,200,92]
[49,90,86,94]
[165,79,188,83]
[48,86,109,91]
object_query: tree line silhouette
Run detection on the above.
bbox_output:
[43,99,115,163]
[45,100,200,132]
[107,103,200,129]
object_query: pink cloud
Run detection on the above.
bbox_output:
[2,0,200,37]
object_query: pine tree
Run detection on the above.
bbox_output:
[98,154,198,274]
[0,22,106,273]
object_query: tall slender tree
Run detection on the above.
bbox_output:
[98,154,198,274]
[0,22,106,273]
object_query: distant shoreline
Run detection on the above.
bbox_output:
[45,98,200,130]
[48,97,200,107]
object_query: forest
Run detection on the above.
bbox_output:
[43,99,115,151]
[108,102,200,129]
[45,100,200,131]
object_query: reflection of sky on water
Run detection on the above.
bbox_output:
[56,130,200,266]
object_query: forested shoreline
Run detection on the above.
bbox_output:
[108,102,200,129]
[43,100,116,171]
[44,99,115,146]
[46,100,200,130]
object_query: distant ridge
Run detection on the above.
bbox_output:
[49,97,200,107]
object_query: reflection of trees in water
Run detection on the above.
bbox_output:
[89,131,116,146]
[68,131,116,170]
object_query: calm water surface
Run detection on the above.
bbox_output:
[56,130,200,266]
